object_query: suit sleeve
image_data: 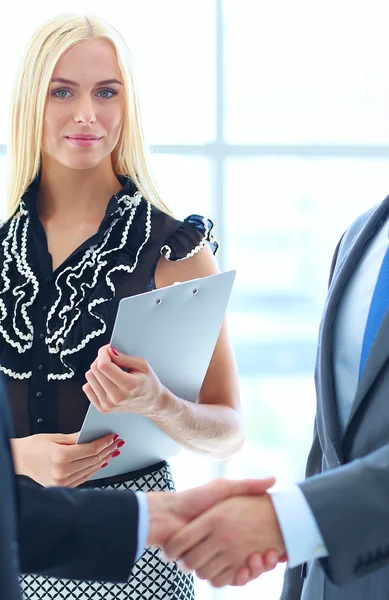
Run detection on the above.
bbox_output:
[0,391,24,600]
[17,479,139,582]
[299,443,389,586]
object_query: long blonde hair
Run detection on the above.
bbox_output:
[7,14,173,218]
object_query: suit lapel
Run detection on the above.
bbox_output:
[316,199,389,463]
[345,271,389,437]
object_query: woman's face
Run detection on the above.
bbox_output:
[42,38,125,171]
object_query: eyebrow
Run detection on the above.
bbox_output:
[50,78,122,86]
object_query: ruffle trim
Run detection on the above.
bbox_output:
[0,199,218,381]
[0,365,32,379]
[47,194,151,380]
[0,191,149,380]
[160,215,218,260]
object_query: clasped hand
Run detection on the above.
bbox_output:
[83,348,287,587]
[83,345,163,416]
[147,477,287,589]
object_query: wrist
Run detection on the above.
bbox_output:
[145,492,171,547]
[10,438,27,476]
[149,385,178,420]
[264,493,286,556]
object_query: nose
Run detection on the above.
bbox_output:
[73,95,96,126]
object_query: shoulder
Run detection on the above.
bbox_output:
[150,206,218,257]
[149,207,220,287]
[337,197,389,261]
[328,197,389,286]
[346,202,382,239]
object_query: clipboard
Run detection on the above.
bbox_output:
[77,270,236,479]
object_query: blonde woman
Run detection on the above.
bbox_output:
[3,14,245,600]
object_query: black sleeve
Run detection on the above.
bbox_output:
[17,479,139,582]
[0,389,23,600]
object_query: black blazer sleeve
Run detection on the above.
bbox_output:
[0,369,139,586]
[17,479,139,582]
[0,386,24,600]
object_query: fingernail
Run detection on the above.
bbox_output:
[101,462,109,468]
[113,434,119,442]
[112,450,121,457]
[117,440,125,448]
[160,550,168,562]
[110,347,119,357]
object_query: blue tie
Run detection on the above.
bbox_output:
[359,245,389,379]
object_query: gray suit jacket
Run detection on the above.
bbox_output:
[281,196,389,600]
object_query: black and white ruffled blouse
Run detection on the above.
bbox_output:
[0,175,217,441]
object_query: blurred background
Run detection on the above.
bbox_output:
[2,1,389,597]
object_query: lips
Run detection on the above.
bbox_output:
[66,135,101,140]
[65,135,102,147]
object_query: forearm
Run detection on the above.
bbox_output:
[150,388,244,460]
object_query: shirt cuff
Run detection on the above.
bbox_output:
[269,483,328,568]
[135,491,149,561]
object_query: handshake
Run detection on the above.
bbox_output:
[145,477,287,588]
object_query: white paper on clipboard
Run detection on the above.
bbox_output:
[77,270,236,479]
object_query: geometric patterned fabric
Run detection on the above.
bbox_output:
[20,464,194,600]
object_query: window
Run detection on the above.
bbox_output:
[2,2,389,598]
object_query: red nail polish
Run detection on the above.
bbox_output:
[113,434,119,442]
[110,347,119,357]
[112,450,121,457]
[117,440,125,448]
[101,462,109,468]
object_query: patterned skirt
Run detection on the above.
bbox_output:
[20,462,194,600]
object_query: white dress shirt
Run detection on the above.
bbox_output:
[135,492,149,560]
[271,218,389,567]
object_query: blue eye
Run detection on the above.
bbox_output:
[52,89,71,99]
[97,88,117,99]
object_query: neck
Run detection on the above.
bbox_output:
[37,156,123,223]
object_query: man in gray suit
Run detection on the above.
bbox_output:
[163,200,389,599]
